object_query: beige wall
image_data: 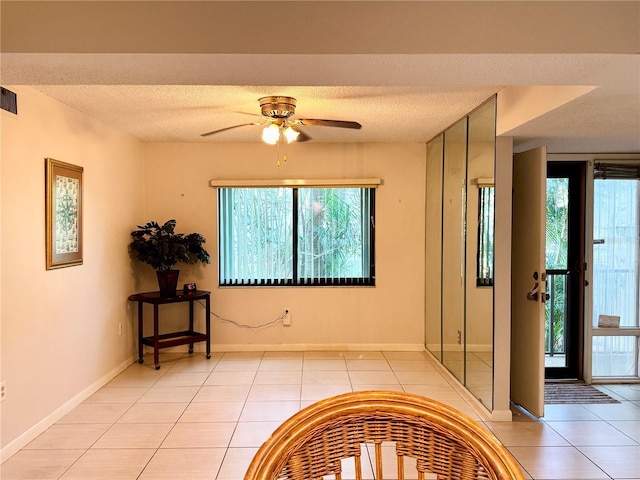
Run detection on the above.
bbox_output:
[138,142,427,348]
[493,136,514,419]
[0,86,144,455]
[0,89,428,458]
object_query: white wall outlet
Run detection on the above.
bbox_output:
[0,381,6,402]
[119,322,123,336]
[283,308,291,326]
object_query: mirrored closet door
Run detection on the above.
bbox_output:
[425,97,496,410]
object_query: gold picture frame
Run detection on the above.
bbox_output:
[46,158,83,269]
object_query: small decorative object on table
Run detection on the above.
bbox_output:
[128,220,210,297]
[184,283,197,294]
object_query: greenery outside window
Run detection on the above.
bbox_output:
[476,185,494,286]
[218,187,375,286]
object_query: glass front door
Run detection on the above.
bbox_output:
[545,162,585,379]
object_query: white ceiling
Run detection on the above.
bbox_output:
[2,2,639,153]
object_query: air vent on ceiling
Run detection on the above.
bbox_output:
[1,87,17,115]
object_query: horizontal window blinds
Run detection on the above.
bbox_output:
[594,162,640,180]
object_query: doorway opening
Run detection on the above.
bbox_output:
[545,162,586,380]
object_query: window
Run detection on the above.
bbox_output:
[592,168,640,377]
[218,187,375,286]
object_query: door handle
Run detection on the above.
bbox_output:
[526,282,539,301]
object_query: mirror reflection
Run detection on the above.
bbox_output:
[441,117,468,384]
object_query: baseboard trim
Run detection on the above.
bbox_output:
[1,356,135,463]
[151,343,427,353]
[210,343,427,352]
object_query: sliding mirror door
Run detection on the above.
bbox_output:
[425,96,496,410]
[425,135,443,361]
[465,100,496,408]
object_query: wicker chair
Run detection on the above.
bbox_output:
[244,391,525,480]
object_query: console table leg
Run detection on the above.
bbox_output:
[153,304,160,369]
[137,301,144,363]
[188,300,194,354]
[205,295,211,359]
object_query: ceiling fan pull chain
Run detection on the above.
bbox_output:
[274,133,289,167]
[282,133,288,164]
[276,137,282,167]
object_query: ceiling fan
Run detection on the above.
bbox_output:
[201,96,362,144]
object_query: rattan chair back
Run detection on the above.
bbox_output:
[245,391,524,480]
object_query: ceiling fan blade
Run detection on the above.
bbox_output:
[234,111,264,118]
[290,125,312,142]
[297,119,362,129]
[201,122,262,137]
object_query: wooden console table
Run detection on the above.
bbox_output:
[128,290,211,370]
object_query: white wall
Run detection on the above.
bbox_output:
[0,86,144,456]
[137,142,427,349]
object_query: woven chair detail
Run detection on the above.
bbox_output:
[245,391,525,480]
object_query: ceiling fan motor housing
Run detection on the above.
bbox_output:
[259,96,297,118]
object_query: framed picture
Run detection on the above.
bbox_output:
[45,158,83,269]
[183,282,197,294]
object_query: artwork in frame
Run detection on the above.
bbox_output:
[45,158,83,269]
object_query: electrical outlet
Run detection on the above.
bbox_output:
[457,330,462,345]
[119,323,123,336]
[283,308,291,326]
[1,381,6,402]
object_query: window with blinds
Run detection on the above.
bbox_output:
[218,187,375,286]
[476,186,494,286]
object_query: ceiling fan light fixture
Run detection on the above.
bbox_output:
[283,126,300,143]
[261,124,280,145]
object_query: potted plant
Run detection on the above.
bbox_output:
[129,219,210,297]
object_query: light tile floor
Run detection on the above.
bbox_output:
[2,350,640,479]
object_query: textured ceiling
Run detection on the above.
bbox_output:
[31,84,500,144]
[2,1,639,153]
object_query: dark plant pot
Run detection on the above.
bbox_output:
[156,269,180,297]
